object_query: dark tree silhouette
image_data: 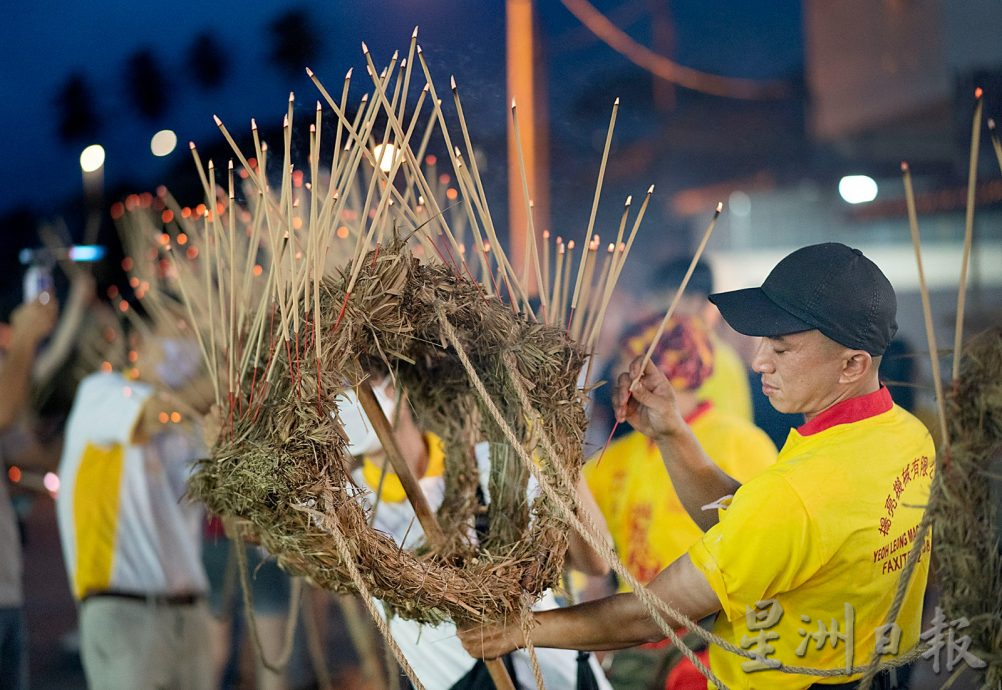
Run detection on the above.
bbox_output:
[54,73,100,142]
[268,8,321,75]
[124,48,169,119]
[187,31,228,89]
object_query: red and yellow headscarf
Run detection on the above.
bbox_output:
[619,313,715,392]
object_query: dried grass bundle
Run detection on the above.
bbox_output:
[190,238,586,625]
[929,327,1002,686]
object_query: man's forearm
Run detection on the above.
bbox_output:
[654,425,740,530]
[530,593,663,651]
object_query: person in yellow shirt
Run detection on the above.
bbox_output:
[588,314,776,589]
[460,243,934,690]
[652,257,753,423]
[585,314,777,689]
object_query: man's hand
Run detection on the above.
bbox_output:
[457,621,526,660]
[612,356,686,440]
[10,298,58,348]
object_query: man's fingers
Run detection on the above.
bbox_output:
[613,372,636,422]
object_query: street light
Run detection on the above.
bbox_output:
[79,144,105,173]
[838,175,878,204]
[150,129,178,157]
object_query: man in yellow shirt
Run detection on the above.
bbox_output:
[460,243,933,690]
[585,314,776,688]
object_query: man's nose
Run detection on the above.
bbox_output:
[751,339,773,374]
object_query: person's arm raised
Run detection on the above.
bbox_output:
[613,356,740,530]
[458,554,720,657]
[0,299,58,429]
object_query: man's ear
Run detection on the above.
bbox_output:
[839,350,874,384]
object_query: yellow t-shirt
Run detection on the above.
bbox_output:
[585,403,777,588]
[698,334,753,422]
[688,387,934,689]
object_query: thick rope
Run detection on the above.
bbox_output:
[232,525,303,674]
[440,308,926,684]
[295,501,427,690]
[439,309,726,688]
[520,606,548,690]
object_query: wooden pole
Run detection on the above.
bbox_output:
[355,380,515,690]
[356,381,445,547]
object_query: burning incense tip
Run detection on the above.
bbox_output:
[346,67,353,79]
[189,141,197,150]
[212,115,222,126]
[208,160,215,170]
[543,230,550,239]
[283,114,289,127]
[714,202,724,215]
[228,160,234,170]
[422,83,430,93]
[511,98,517,109]
[310,124,316,133]
[989,118,997,131]
[400,58,407,68]
[316,100,321,111]
[305,67,314,77]
[901,161,910,173]
[251,118,258,130]
[607,243,615,252]
[568,240,575,250]
[975,87,984,99]
[361,41,369,54]
[392,50,399,60]
[261,142,269,152]
[451,75,457,90]
[361,93,369,102]
[556,236,563,244]
[614,97,620,106]
[647,184,655,194]
[625,195,633,205]
[417,44,423,54]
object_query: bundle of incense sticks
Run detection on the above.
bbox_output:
[117,33,657,420]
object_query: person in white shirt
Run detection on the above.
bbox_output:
[56,329,215,690]
[340,378,614,690]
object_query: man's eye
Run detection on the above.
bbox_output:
[773,349,786,355]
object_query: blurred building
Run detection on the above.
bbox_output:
[665,0,1002,386]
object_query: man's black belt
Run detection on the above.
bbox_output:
[81,590,202,607]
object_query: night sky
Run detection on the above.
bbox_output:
[1,0,802,216]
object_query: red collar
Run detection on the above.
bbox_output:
[797,386,893,436]
[684,400,713,425]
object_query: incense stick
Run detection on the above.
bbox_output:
[953,87,983,381]
[570,98,619,324]
[634,202,722,383]
[901,162,950,448]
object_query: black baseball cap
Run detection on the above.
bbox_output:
[708,243,897,355]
